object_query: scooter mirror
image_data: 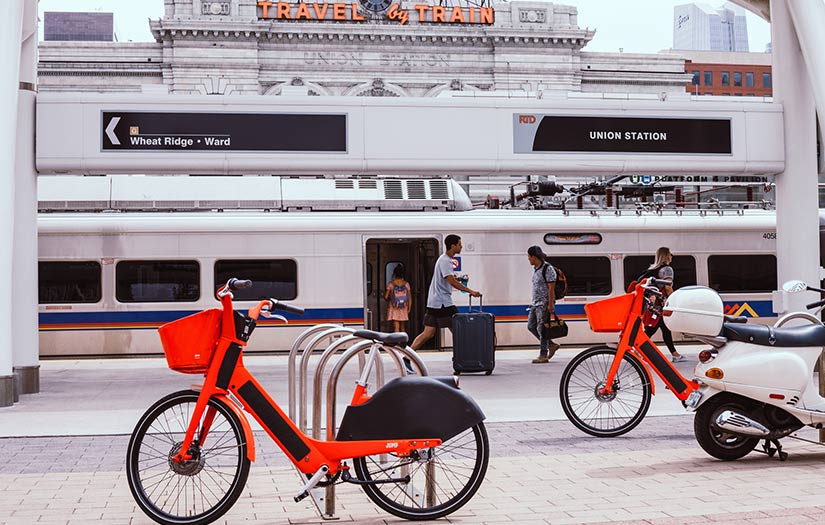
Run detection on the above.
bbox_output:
[782,280,808,293]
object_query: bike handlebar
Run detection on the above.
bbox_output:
[806,298,825,310]
[227,278,252,291]
[270,299,305,316]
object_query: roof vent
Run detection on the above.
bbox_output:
[407,180,427,200]
[384,180,404,200]
[429,180,450,200]
[335,179,355,189]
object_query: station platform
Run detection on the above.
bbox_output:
[1,346,824,524]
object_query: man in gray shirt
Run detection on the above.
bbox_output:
[411,234,481,353]
[527,245,560,364]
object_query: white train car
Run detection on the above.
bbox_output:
[37,208,789,357]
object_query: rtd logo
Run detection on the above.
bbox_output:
[518,115,537,124]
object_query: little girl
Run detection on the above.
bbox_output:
[384,264,411,333]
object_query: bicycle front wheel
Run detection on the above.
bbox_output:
[353,422,489,520]
[126,390,250,525]
[560,346,652,437]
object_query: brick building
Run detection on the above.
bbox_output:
[667,49,772,97]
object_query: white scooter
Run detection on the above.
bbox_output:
[663,281,825,461]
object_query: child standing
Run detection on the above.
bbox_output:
[384,264,411,334]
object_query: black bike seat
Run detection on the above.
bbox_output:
[353,329,409,347]
[722,322,825,347]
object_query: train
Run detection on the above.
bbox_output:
[37,176,802,357]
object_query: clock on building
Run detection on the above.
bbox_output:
[203,1,230,15]
[359,0,393,14]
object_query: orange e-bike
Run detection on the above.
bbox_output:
[559,278,700,437]
[126,279,489,524]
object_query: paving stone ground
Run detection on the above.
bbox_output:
[1,416,824,524]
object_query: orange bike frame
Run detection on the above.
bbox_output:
[601,280,699,402]
[173,292,441,476]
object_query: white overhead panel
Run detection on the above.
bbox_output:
[36,94,784,176]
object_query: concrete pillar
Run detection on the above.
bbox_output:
[13,0,39,395]
[771,0,821,313]
[0,0,25,407]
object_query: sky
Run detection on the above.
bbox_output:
[37,0,772,54]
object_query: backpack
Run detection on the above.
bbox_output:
[390,282,409,309]
[626,266,663,293]
[542,263,567,301]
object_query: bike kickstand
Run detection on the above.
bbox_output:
[761,439,788,461]
[294,465,329,503]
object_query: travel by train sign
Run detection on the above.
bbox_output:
[257,0,495,25]
[513,115,733,155]
[101,111,347,152]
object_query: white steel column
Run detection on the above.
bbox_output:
[0,0,25,407]
[12,0,39,396]
[771,0,820,312]
[786,0,825,150]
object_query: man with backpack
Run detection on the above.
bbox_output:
[527,245,561,364]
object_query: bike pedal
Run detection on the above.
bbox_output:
[294,491,309,503]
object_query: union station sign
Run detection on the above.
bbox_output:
[257,0,495,25]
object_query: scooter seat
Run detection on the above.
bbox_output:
[721,322,825,347]
[352,329,409,347]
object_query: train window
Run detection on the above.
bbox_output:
[550,257,611,296]
[38,261,101,304]
[385,261,403,285]
[116,261,200,303]
[214,259,297,301]
[623,256,697,291]
[543,233,602,245]
[708,255,776,293]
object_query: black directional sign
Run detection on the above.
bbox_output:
[101,111,347,152]
[513,115,732,154]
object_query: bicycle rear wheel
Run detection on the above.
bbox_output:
[559,346,652,437]
[353,422,489,520]
[126,390,250,525]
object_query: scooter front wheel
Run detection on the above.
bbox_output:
[353,422,489,520]
[559,346,652,437]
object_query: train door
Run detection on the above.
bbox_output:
[364,238,439,346]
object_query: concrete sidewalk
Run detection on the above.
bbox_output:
[0,347,694,437]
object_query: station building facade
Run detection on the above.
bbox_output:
[37,0,691,97]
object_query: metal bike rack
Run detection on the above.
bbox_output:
[311,337,374,440]
[326,344,429,438]
[288,324,345,421]
[298,327,358,433]
[319,344,430,519]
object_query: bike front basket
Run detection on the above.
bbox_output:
[158,309,222,373]
[585,293,635,332]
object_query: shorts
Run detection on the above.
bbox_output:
[423,305,458,329]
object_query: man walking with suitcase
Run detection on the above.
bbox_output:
[527,245,560,364]
[410,235,481,364]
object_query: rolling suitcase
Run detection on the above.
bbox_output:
[451,296,495,375]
